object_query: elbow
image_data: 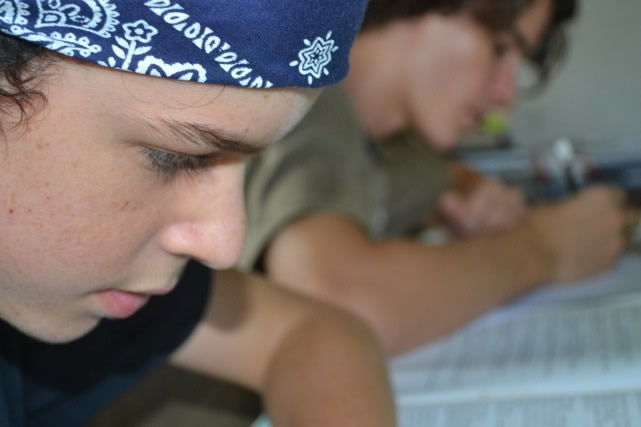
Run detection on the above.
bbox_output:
[295,266,403,356]
[265,236,400,352]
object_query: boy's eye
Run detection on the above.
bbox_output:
[143,147,214,178]
[492,39,509,59]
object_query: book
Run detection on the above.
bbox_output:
[390,254,641,426]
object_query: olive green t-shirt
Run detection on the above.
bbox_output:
[239,87,451,270]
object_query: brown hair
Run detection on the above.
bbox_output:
[0,34,52,127]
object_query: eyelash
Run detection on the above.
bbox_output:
[143,147,214,178]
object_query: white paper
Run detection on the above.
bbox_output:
[391,256,641,426]
[399,391,641,427]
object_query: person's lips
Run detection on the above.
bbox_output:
[96,289,151,319]
[95,273,181,319]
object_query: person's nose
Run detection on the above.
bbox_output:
[158,164,247,270]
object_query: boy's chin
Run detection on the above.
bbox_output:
[8,314,100,344]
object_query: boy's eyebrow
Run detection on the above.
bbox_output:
[142,118,265,155]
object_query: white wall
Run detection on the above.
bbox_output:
[510,0,641,147]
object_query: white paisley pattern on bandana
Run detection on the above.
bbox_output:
[144,0,268,86]
[0,0,345,87]
[0,0,119,57]
[289,31,339,86]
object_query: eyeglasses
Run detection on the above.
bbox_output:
[492,26,534,61]
[491,25,541,90]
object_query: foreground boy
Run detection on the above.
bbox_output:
[0,2,396,426]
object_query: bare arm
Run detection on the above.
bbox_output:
[170,269,396,427]
[264,187,626,355]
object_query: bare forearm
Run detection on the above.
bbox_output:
[264,309,396,427]
[357,225,552,352]
[266,215,553,355]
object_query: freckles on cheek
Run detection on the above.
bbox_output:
[3,149,165,279]
[17,192,156,279]
[55,197,155,263]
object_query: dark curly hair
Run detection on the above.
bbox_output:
[0,34,53,129]
[362,0,578,86]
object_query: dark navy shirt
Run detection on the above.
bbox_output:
[0,261,211,427]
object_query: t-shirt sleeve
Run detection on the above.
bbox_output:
[239,88,374,270]
[378,133,452,236]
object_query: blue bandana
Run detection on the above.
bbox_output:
[0,1,367,88]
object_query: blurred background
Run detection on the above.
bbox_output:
[510,0,641,147]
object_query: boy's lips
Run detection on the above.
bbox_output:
[95,273,180,319]
[96,289,151,319]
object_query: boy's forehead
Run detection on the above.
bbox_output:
[61,61,317,147]
[0,1,367,89]
[124,84,317,148]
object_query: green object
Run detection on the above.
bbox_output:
[481,112,509,136]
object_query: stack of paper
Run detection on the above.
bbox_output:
[391,255,641,427]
